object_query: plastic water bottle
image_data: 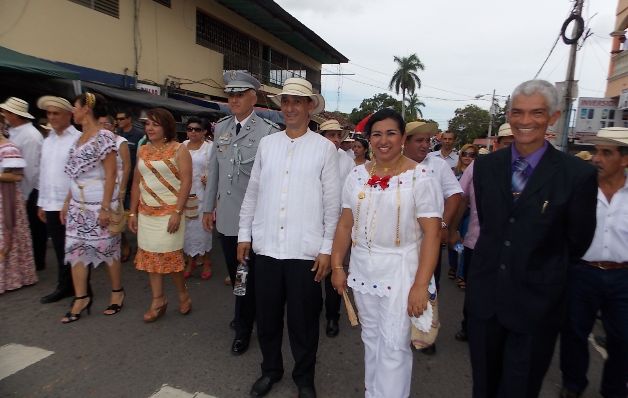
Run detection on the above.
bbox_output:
[233,262,248,296]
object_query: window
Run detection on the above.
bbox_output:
[602,109,608,119]
[608,121,615,127]
[609,109,616,120]
[600,121,606,128]
[69,0,119,18]
[587,109,594,119]
[580,109,588,119]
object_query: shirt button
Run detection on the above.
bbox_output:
[509,217,515,223]
[504,240,511,247]
[280,226,284,230]
[500,264,506,270]
[286,171,289,174]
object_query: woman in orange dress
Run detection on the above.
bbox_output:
[128,108,193,322]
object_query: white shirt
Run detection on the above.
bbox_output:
[582,175,628,263]
[427,149,459,169]
[337,148,355,188]
[238,129,340,260]
[8,122,43,199]
[419,155,463,199]
[38,125,81,211]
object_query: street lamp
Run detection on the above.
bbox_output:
[475,91,509,151]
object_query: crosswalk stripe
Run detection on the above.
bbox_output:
[149,385,217,398]
[0,343,54,381]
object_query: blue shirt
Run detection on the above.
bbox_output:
[511,140,548,174]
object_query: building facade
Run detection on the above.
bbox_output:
[0,0,347,106]
[606,0,628,104]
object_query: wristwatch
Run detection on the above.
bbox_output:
[441,221,449,230]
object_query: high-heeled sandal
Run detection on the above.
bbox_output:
[61,295,92,324]
[179,294,192,315]
[200,262,212,280]
[183,262,196,279]
[103,287,125,316]
[143,296,167,323]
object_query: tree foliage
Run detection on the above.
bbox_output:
[349,93,402,125]
[405,93,425,121]
[389,54,425,116]
[447,105,491,145]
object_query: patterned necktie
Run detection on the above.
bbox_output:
[236,123,241,135]
[511,157,529,199]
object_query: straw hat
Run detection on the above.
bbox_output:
[497,123,513,137]
[268,78,325,115]
[319,119,351,141]
[37,96,73,113]
[583,127,628,147]
[406,121,439,136]
[0,97,34,119]
[574,150,592,161]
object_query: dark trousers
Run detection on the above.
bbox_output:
[26,189,47,270]
[434,244,445,292]
[460,247,474,332]
[468,316,559,398]
[560,263,628,398]
[324,274,341,321]
[45,211,73,293]
[219,235,256,339]
[255,255,322,387]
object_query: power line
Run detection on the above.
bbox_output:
[534,32,562,79]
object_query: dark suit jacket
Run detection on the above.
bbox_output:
[469,144,597,333]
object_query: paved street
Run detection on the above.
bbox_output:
[0,239,605,398]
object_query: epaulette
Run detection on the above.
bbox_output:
[216,115,234,124]
[260,117,280,131]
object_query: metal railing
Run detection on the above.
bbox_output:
[610,50,628,80]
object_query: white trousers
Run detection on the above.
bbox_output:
[354,291,413,398]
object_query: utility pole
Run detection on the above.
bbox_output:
[487,89,496,152]
[557,0,585,152]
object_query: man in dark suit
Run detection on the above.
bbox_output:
[468,79,598,398]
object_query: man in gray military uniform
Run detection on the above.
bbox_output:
[202,71,279,355]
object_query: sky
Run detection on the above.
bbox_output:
[275,0,616,128]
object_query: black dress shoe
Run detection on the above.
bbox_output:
[326,319,339,337]
[420,344,436,355]
[231,337,250,355]
[250,375,280,397]
[298,385,317,398]
[40,289,73,304]
[454,329,468,342]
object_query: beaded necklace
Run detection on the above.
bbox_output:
[352,155,404,249]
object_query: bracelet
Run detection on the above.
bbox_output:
[332,266,344,270]
[174,209,182,215]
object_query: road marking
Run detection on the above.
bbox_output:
[0,343,54,381]
[149,385,217,398]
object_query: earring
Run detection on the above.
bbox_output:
[401,144,405,152]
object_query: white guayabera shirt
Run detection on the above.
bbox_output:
[238,129,340,260]
[38,126,80,211]
[8,122,43,200]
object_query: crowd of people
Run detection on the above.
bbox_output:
[0,72,626,398]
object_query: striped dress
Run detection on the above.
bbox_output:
[135,143,185,273]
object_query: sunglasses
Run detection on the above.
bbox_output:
[461,151,476,158]
[186,127,203,132]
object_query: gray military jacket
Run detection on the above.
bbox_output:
[202,112,279,236]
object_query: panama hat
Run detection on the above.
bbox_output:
[574,150,592,161]
[497,123,513,137]
[37,96,73,113]
[319,119,351,141]
[406,121,439,136]
[583,127,628,147]
[268,78,325,115]
[0,97,34,119]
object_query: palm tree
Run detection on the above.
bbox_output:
[405,93,425,121]
[389,53,425,118]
